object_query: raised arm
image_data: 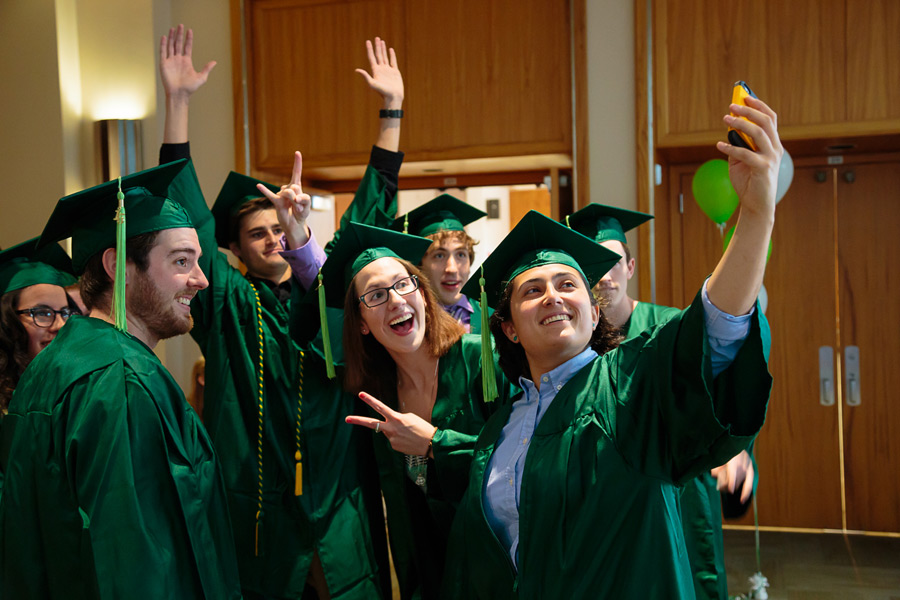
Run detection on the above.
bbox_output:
[159,24,216,145]
[707,97,782,315]
[356,37,404,152]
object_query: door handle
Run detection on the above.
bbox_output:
[819,346,835,406]
[844,346,861,406]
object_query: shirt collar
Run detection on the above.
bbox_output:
[517,346,598,399]
[443,294,474,315]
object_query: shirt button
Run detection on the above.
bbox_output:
[522,437,529,445]
[556,384,562,391]
[542,376,549,383]
[509,478,514,486]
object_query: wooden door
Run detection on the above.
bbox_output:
[837,161,900,532]
[508,188,551,229]
[674,165,843,529]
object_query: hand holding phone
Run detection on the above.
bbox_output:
[728,81,758,151]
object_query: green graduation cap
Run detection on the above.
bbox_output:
[38,159,205,331]
[390,194,487,237]
[564,203,653,245]
[460,210,622,310]
[0,237,76,297]
[211,171,280,248]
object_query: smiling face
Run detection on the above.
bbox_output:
[353,257,428,357]
[420,232,472,306]
[127,227,208,346]
[501,263,599,376]
[16,283,70,361]
[594,240,634,309]
[229,208,287,281]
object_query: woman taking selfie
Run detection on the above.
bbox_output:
[445,96,780,599]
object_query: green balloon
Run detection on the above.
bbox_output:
[723,225,773,262]
[692,159,739,224]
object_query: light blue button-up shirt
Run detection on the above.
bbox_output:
[482,280,755,567]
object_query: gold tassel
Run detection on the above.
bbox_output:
[295,451,303,496]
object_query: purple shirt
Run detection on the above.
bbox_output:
[443,295,475,332]
[279,228,327,291]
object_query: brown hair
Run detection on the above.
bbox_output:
[80,230,161,311]
[228,197,272,247]
[621,242,633,263]
[426,230,478,262]
[489,271,621,383]
[0,290,28,412]
[342,259,464,398]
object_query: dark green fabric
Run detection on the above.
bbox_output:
[565,203,653,245]
[191,162,396,598]
[625,301,729,600]
[0,317,241,599]
[374,335,510,600]
[0,238,76,295]
[459,211,620,309]
[211,171,280,248]
[466,294,487,335]
[390,194,485,237]
[39,160,202,272]
[444,291,772,599]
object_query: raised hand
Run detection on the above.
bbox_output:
[256,151,311,248]
[710,450,755,503]
[716,97,783,217]
[159,24,217,100]
[346,392,437,457]
[355,37,404,109]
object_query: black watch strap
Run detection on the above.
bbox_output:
[379,109,404,119]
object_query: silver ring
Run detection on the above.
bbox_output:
[375,422,381,434]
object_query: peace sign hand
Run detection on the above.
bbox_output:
[346,392,437,456]
[255,151,311,248]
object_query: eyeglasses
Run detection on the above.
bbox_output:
[16,306,78,328]
[358,275,419,308]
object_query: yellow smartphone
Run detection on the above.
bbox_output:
[728,81,758,151]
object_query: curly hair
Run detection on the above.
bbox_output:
[489,271,621,384]
[0,290,29,413]
[425,229,478,262]
[342,259,464,399]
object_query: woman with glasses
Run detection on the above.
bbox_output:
[301,222,509,600]
[0,239,78,414]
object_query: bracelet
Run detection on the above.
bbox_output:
[379,109,404,119]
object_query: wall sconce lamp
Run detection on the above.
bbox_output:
[95,119,143,181]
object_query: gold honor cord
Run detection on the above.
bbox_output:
[295,350,304,496]
[249,283,265,557]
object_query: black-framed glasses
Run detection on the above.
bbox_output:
[16,306,78,328]
[358,275,419,308]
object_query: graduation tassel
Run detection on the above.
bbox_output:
[294,350,304,496]
[111,178,128,332]
[479,266,498,403]
[403,212,409,234]
[317,269,336,379]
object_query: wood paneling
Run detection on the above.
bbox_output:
[838,162,900,533]
[402,0,571,161]
[846,0,900,123]
[655,0,846,144]
[509,188,551,229]
[247,0,405,173]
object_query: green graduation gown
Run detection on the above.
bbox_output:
[373,334,509,600]
[189,163,397,598]
[444,291,772,599]
[0,316,241,599]
[625,300,750,600]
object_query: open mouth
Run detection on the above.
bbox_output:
[176,296,194,310]
[389,313,414,335]
[441,280,460,289]
[541,314,572,326]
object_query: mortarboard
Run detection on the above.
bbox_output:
[211,171,280,248]
[564,203,653,245]
[390,194,486,237]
